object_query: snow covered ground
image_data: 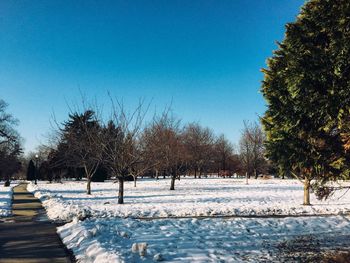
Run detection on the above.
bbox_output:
[0,183,16,217]
[26,178,350,262]
[58,215,350,263]
[27,178,350,222]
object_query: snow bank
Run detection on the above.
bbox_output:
[0,182,17,217]
[58,217,121,263]
[27,178,350,222]
[28,183,92,222]
[57,215,350,262]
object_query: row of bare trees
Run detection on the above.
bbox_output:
[36,101,268,204]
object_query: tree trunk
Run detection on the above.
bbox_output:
[245,172,248,185]
[84,165,92,195]
[170,174,175,190]
[118,178,124,204]
[87,177,91,195]
[194,169,197,179]
[303,178,311,205]
[133,176,137,187]
[35,159,38,185]
[254,169,257,179]
[156,169,159,180]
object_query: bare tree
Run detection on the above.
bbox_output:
[214,134,235,174]
[0,99,20,146]
[101,99,148,204]
[59,110,103,194]
[143,111,186,190]
[0,99,23,185]
[183,123,215,178]
[125,131,156,188]
[239,121,267,178]
[0,141,22,184]
[141,124,163,180]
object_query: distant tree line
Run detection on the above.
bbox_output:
[35,99,270,204]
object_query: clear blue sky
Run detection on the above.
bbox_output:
[0,0,305,153]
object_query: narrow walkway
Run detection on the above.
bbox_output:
[0,183,74,263]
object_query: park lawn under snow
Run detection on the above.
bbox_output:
[27,179,350,262]
[0,183,16,217]
[57,215,350,263]
[27,178,350,222]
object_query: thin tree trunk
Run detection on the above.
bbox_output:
[246,172,248,185]
[133,176,137,187]
[170,173,175,190]
[118,178,124,204]
[84,165,92,195]
[34,171,37,185]
[156,169,159,180]
[87,177,91,195]
[303,178,311,205]
[194,169,197,179]
[254,169,257,179]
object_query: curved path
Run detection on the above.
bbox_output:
[0,183,74,263]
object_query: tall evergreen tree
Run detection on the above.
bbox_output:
[261,0,350,204]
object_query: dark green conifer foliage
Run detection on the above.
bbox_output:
[261,0,350,204]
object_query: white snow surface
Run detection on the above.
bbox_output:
[27,178,350,222]
[57,215,350,263]
[0,183,16,217]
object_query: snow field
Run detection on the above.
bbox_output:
[0,183,16,217]
[57,215,350,263]
[27,179,350,262]
[27,178,350,222]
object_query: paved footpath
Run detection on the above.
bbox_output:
[0,183,74,263]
